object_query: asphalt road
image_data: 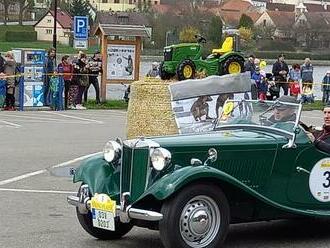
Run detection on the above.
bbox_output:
[0,110,329,248]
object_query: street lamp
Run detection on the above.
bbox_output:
[53,0,57,50]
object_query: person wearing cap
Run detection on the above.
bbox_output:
[244,54,256,76]
[84,51,101,104]
[267,95,297,124]
[312,106,330,154]
[272,54,289,96]
[322,70,330,104]
[146,62,160,78]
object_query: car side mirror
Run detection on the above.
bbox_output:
[191,158,203,166]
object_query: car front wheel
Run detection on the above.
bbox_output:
[159,183,230,248]
[76,185,133,240]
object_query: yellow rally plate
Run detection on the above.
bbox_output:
[91,193,116,231]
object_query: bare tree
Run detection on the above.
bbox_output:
[14,0,34,25]
[0,0,10,25]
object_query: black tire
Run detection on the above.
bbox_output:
[160,61,174,80]
[221,56,245,75]
[176,60,196,81]
[159,183,230,248]
[76,185,133,240]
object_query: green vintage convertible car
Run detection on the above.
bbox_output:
[67,99,330,248]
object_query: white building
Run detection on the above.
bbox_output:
[34,9,72,45]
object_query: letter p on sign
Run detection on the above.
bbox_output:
[74,16,88,40]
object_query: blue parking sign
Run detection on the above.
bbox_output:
[74,16,89,40]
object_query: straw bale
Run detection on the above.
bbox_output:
[127,78,178,139]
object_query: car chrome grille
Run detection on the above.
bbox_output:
[121,144,150,202]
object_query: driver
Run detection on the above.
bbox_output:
[313,106,330,153]
[267,95,297,123]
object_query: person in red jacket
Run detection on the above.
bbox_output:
[58,55,73,110]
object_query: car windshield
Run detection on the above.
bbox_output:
[215,100,302,135]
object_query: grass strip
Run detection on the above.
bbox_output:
[84,100,128,110]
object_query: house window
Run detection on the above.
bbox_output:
[263,19,266,27]
[114,0,119,3]
[46,29,52,34]
[102,0,107,3]
[47,19,51,23]
[299,19,305,25]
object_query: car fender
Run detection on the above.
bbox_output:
[138,165,330,217]
[73,154,120,197]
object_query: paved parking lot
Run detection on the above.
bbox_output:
[1,109,330,248]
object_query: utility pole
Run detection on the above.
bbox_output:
[53,0,57,50]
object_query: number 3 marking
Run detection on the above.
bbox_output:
[323,171,330,188]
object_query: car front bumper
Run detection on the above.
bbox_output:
[67,186,163,223]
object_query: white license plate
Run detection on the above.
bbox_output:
[90,193,117,231]
[92,208,115,231]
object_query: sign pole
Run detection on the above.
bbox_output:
[53,0,57,50]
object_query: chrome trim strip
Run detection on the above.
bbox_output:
[129,146,134,194]
[123,139,160,148]
[67,196,163,222]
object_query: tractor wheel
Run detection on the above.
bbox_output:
[221,56,245,75]
[176,60,196,81]
[160,62,174,80]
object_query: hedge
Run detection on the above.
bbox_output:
[5,31,37,42]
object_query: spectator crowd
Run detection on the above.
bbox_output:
[0,48,102,111]
[245,54,330,105]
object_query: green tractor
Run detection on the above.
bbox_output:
[159,32,245,81]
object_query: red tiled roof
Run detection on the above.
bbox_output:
[151,4,174,14]
[266,2,295,12]
[220,0,253,12]
[304,12,330,30]
[49,10,72,29]
[305,3,330,12]
[267,11,295,28]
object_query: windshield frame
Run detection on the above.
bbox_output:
[214,99,303,148]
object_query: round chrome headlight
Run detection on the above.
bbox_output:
[151,148,171,171]
[103,141,121,162]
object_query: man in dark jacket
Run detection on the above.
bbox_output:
[272,54,289,96]
[84,51,101,104]
[244,54,255,76]
[44,48,56,106]
[313,106,330,153]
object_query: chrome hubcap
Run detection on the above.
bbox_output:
[180,196,220,247]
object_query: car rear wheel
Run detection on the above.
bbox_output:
[177,60,196,81]
[159,183,230,248]
[76,185,133,240]
[222,56,245,75]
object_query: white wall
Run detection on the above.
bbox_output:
[34,13,71,45]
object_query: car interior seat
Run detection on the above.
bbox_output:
[212,36,234,55]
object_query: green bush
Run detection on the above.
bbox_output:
[5,31,37,42]
[0,25,34,41]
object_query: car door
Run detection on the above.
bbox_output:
[287,144,330,208]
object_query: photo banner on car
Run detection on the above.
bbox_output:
[168,72,252,134]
